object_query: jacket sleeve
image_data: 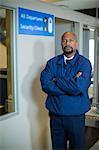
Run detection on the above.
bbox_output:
[40,61,65,95]
[56,60,92,95]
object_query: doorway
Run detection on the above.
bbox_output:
[55,17,76,55]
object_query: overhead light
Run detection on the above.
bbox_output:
[41,0,65,3]
[58,5,69,8]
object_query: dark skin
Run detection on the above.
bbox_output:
[61,32,82,77]
[53,32,82,82]
[52,32,82,83]
[61,32,77,58]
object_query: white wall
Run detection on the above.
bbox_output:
[0,1,99,150]
[1,35,54,150]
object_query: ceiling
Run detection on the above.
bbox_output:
[40,0,99,10]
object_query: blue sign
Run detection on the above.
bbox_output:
[18,7,54,36]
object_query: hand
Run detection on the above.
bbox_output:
[76,72,82,78]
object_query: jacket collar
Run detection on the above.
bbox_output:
[57,50,79,66]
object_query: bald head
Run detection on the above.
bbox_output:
[61,32,77,42]
[61,32,78,57]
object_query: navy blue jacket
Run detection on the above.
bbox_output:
[40,50,92,115]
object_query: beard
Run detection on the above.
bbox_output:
[63,46,73,54]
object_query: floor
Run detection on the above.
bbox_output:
[89,140,99,150]
[85,126,99,150]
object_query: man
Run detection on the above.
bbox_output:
[40,32,92,150]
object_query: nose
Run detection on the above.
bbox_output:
[66,41,70,45]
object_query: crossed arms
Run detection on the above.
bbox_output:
[40,61,92,96]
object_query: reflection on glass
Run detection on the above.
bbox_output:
[89,39,95,71]
[0,8,14,116]
[88,39,95,102]
[83,25,95,104]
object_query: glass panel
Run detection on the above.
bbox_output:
[89,39,94,71]
[0,8,15,116]
[83,25,97,105]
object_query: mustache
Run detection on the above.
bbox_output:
[63,46,74,54]
[63,46,73,51]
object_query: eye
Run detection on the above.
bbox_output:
[62,39,75,43]
[62,39,67,43]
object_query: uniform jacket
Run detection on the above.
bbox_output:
[40,50,92,115]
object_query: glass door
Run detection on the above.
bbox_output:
[83,25,99,106]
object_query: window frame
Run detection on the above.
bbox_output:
[0,6,18,120]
